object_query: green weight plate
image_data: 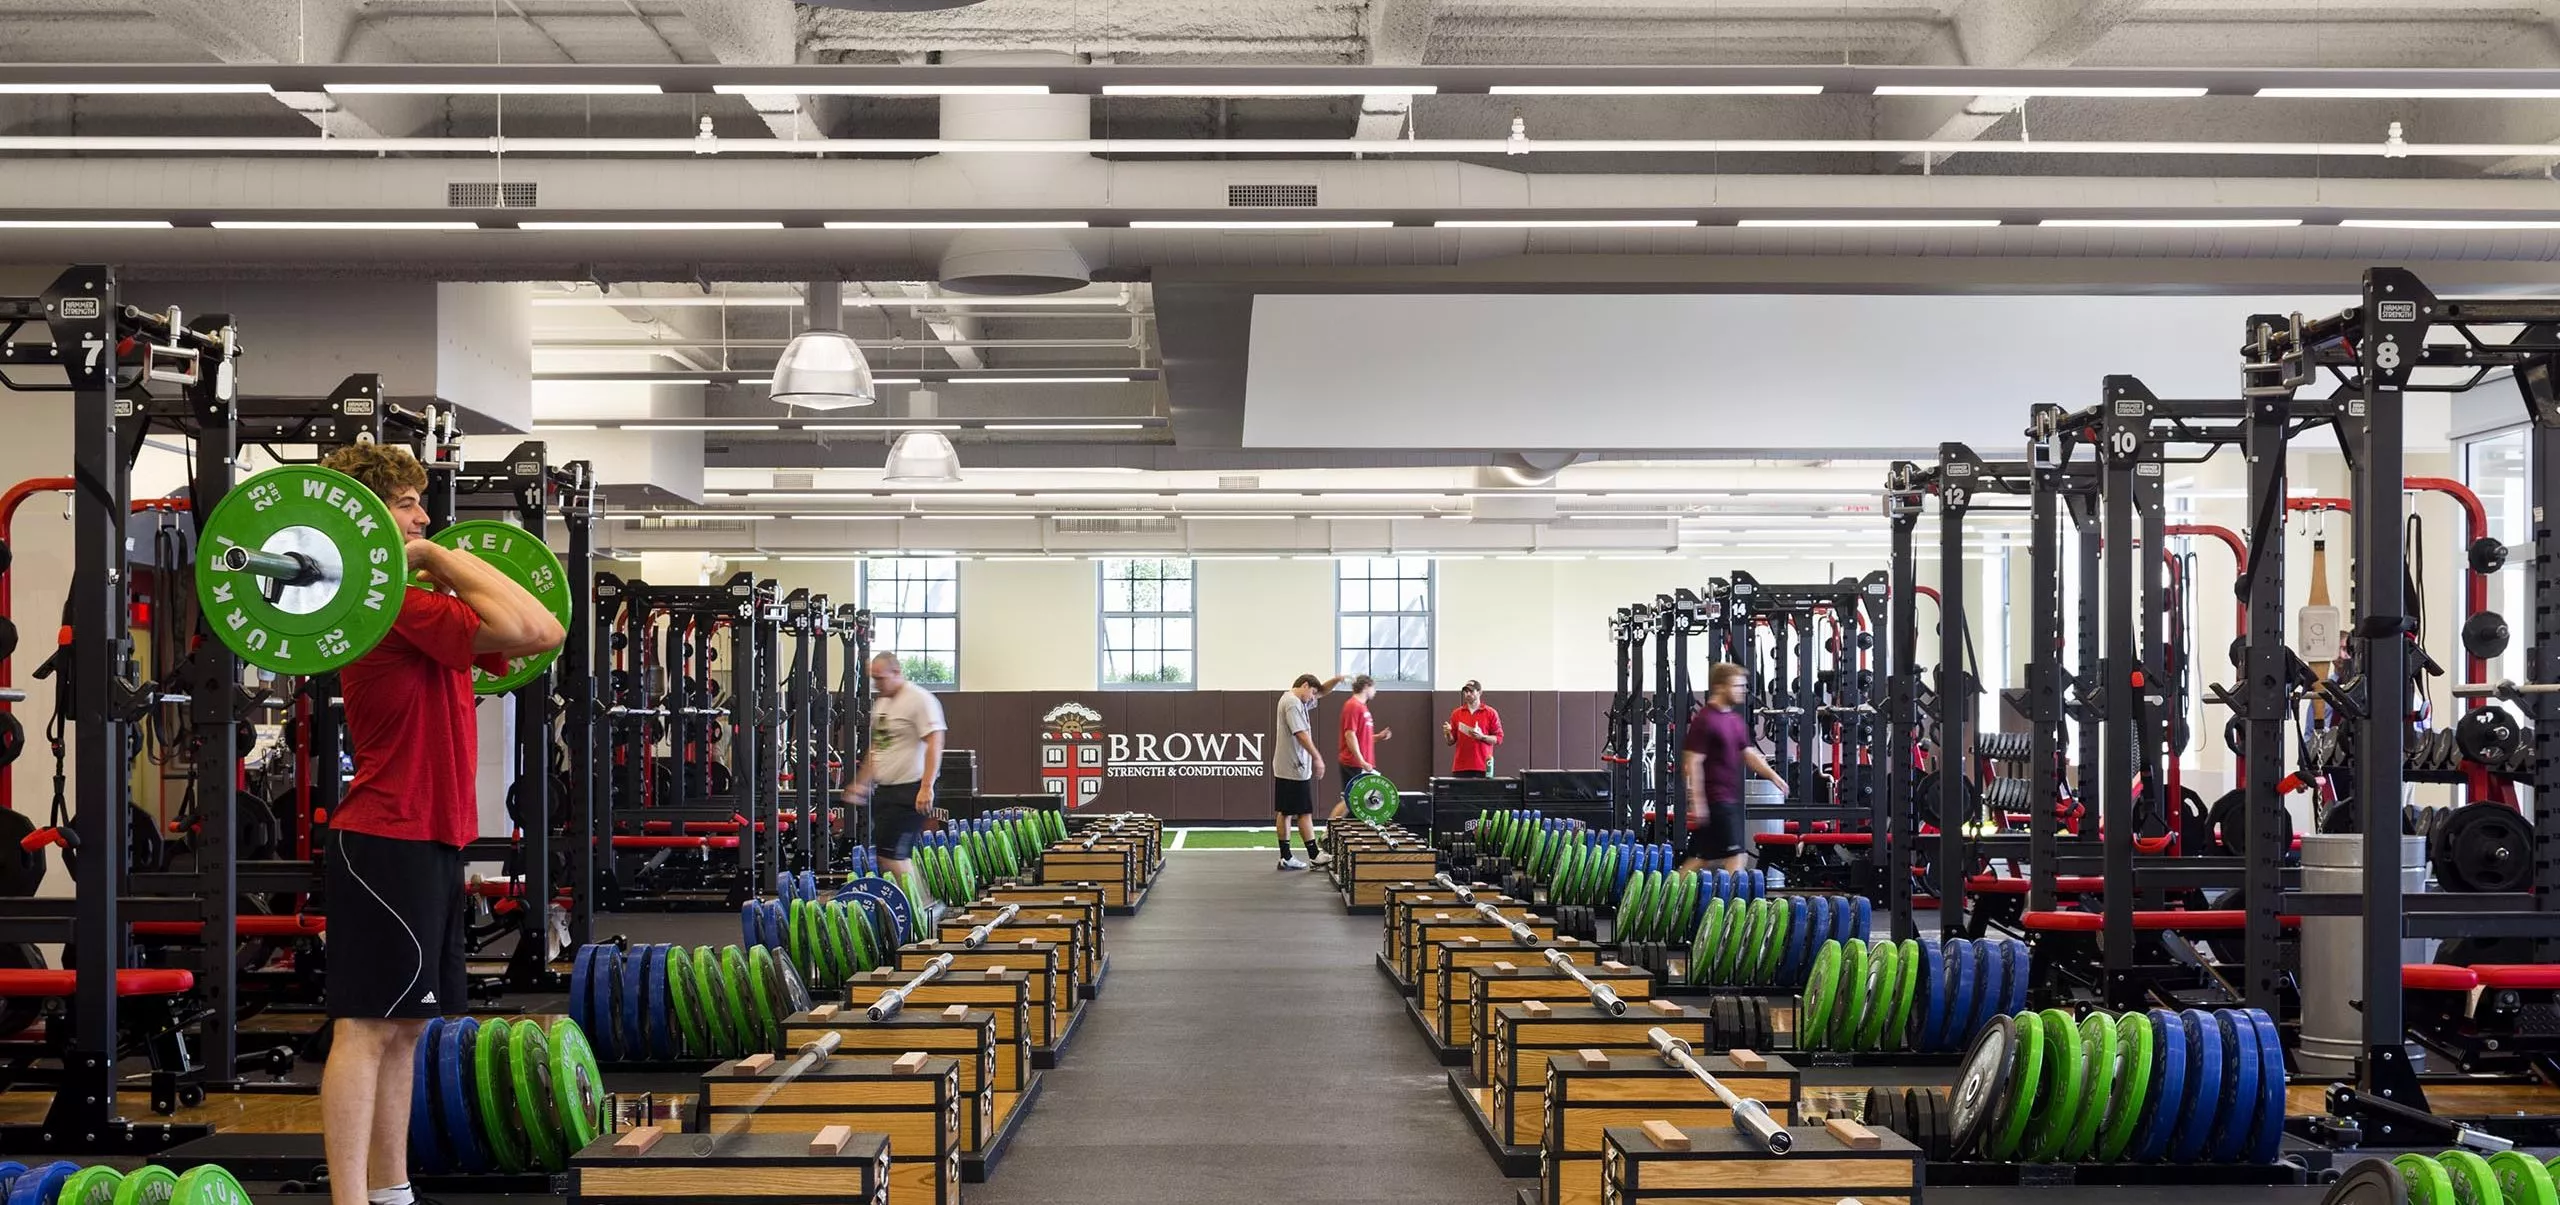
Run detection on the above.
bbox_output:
[548,1017,605,1153]
[2490,1151,2556,1205]
[2096,1011,2153,1161]
[803,898,832,983]
[783,898,809,976]
[169,1167,251,1205]
[1691,896,1726,984]
[1886,939,1921,1050]
[1800,941,1841,1051]
[1747,898,1780,985]
[1726,897,1763,985]
[1837,937,1873,1052]
[2401,1156,2461,1205]
[431,519,571,694]
[746,944,783,1051]
[841,900,875,973]
[820,901,852,983]
[716,946,753,1057]
[1618,871,1653,942]
[692,944,731,1056]
[1554,840,1582,904]
[1346,772,1398,825]
[2062,1011,2119,1162]
[666,945,705,1058]
[1856,940,1898,1051]
[195,463,409,676]
[2439,1150,2506,1205]
[473,1016,529,1173]
[1984,1009,2046,1162]
[508,1019,566,1172]
[110,1167,175,1205]
[58,1167,122,1205]
[1670,871,1697,954]
[1658,867,1683,944]
[1758,897,1790,984]
[2022,1008,2085,1161]
[1701,888,1734,979]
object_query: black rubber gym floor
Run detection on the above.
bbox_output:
[966,852,1522,1205]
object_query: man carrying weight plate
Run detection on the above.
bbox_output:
[316,442,566,1205]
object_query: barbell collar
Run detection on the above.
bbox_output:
[1431,872,1477,905]
[961,903,1022,950]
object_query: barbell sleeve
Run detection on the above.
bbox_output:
[1431,872,1477,905]
[864,951,956,1021]
[960,903,1022,950]
[1647,1027,1791,1155]
[1540,947,1627,1016]
[2454,679,2560,698]
[219,545,320,584]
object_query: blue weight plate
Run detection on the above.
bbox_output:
[645,943,675,1061]
[567,945,596,1046]
[2169,1009,2222,1163]
[2131,1008,2188,1162]
[2209,1010,2258,1163]
[413,1017,446,1175]
[780,873,799,904]
[1779,897,1812,984]
[583,947,615,1062]
[799,870,818,901]
[1803,893,1833,959]
[1705,869,1724,902]
[840,877,916,948]
[437,1016,486,1173]
[1750,869,1765,898]
[2001,941,2031,1014]
[764,900,787,949]
[1968,936,2006,1043]
[741,899,763,950]
[2246,1009,2286,1165]
[1911,935,1944,1052]
[1852,896,1872,942]
[8,1163,74,1205]
[1940,938,1979,1052]
[618,942,649,1063]
[0,1163,28,1201]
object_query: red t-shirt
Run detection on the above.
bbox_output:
[334,589,509,849]
[1339,696,1377,770]
[1448,704,1503,773]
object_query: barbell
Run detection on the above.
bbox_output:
[193,465,570,691]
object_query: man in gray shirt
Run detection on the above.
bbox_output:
[839,651,948,883]
[1271,672,1346,870]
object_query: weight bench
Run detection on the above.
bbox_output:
[2019,909,2302,1004]
[0,968,196,997]
[129,915,326,940]
[0,967,210,1111]
[612,834,742,850]
[2018,909,2300,932]
[2406,963,2560,1077]
[1960,875,2105,939]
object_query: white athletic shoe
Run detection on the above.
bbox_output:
[1308,849,1334,866]
[1277,856,1310,870]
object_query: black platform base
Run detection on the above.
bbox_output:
[1374,951,1415,995]
[155,1132,554,1192]
[1445,1070,1538,1178]
[1082,951,1111,1000]
[1401,996,1467,1066]
[959,1068,1044,1181]
[1105,886,1149,916]
[1035,997,1091,1069]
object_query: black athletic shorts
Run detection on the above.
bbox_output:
[1684,801,1748,863]
[872,782,926,860]
[1273,777,1314,817]
[1450,769,1490,779]
[326,828,466,1020]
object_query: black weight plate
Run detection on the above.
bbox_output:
[2463,611,2512,661]
[1947,1012,2017,1159]
[2329,1159,2411,1205]
[2434,803,2534,893]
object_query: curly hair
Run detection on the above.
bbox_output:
[319,441,428,503]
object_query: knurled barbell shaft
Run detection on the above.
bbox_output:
[219,545,320,584]
[1648,1027,1792,1155]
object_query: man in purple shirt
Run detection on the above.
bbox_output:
[1681,662,1789,872]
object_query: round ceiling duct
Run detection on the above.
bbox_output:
[938,231,1092,295]
[797,1,988,11]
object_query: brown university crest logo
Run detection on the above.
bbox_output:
[1039,701,1108,809]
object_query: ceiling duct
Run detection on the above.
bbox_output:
[1481,452,1583,488]
[935,52,1095,296]
[1055,516,1176,535]
[797,1,986,9]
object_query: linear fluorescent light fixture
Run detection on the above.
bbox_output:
[981,423,1147,431]
[528,423,598,431]
[779,555,861,562]
[0,83,273,94]
[824,221,1091,230]
[1739,218,2004,228]
[0,220,173,229]
[326,82,664,95]
[530,295,1127,309]
[1102,84,1436,97]
[1434,219,1699,229]
[712,84,1049,96]
[1873,85,2207,98]
[2257,87,2560,99]
[2040,218,2304,228]
[950,376,1134,385]
[541,377,713,386]
[655,423,779,431]
[1489,85,1822,96]
[518,221,786,231]
[1129,220,1394,230]
[212,220,480,230]
[805,423,962,431]
[918,513,1037,520]
[2340,219,2560,230]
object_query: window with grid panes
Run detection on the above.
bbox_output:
[1336,556,1433,686]
[860,557,959,687]
[1099,558,1195,687]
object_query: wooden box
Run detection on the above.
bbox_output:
[1540,1053,1801,1205]
[936,908,1092,1006]
[1491,1002,1711,1148]
[694,1055,961,1205]
[1382,883,1512,968]
[897,940,1067,1052]
[1066,814,1161,877]
[1040,844,1138,906]
[569,1130,890,1205]
[1465,961,1655,1083]
[1417,928,1569,1045]
[1405,906,1552,989]
[973,888,1107,993]
[781,1008,997,1154]
[1598,1122,1921,1205]
[841,969,1035,1091]
[1341,844,1438,908]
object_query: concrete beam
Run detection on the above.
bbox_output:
[138,0,433,138]
[674,0,825,141]
[1357,0,1438,140]
[1883,0,2157,155]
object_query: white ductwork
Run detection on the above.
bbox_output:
[1481,452,1583,488]
[933,52,1096,295]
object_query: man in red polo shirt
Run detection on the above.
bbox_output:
[1321,674,1394,843]
[1444,679,1503,777]
[317,442,565,1205]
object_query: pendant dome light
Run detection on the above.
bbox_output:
[883,389,962,484]
[769,280,875,411]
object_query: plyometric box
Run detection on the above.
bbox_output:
[782,1008,997,1155]
[841,970,1036,1092]
[1491,1002,1710,1149]
[570,1129,890,1205]
[897,940,1069,1052]
[1341,841,1438,908]
[1380,882,1516,973]
[936,908,1094,1008]
[1465,961,1655,1084]
[1599,1121,1921,1205]
[1538,1052,1800,1205]
[694,1054,961,1205]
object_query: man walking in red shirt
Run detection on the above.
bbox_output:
[317,443,565,1205]
[1444,680,1503,777]
[1323,674,1394,839]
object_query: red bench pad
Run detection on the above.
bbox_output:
[131,915,325,938]
[0,969,195,997]
[612,835,740,850]
[2404,965,2481,992]
[1753,834,1801,848]
[2472,964,2560,990]
[1967,875,2107,895]
[2021,909,2297,932]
